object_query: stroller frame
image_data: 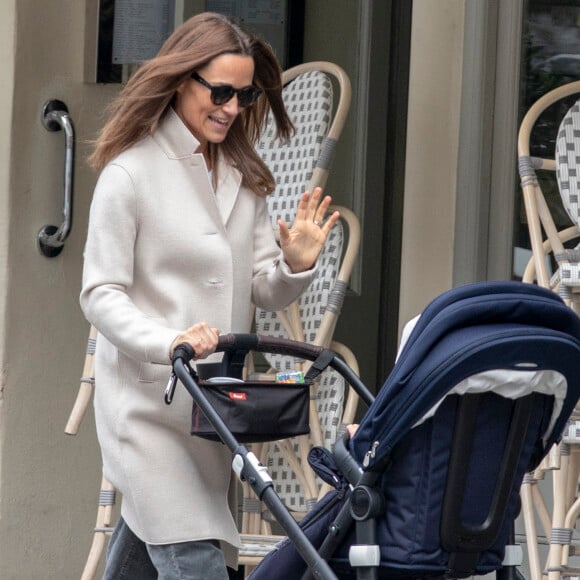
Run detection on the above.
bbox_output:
[170,333,373,580]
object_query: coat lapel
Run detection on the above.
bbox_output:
[154,108,242,228]
[214,154,242,226]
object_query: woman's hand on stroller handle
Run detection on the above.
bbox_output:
[170,322,220,361]
[171,333,329,364]
[170,342,196,364]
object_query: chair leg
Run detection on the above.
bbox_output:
[65,325,97,435]
[520,475,543,580]
[547,444,570,580]
[80,476,117,580]
[81,532,109,580]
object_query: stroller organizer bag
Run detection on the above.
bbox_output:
[191,378,310,443]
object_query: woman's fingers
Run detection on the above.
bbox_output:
[295,187,325,223]
[192,323,219,358]
[319,209,340,233]
[171,322,219,360]
[277,186,342,273]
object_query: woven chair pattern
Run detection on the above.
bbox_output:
[562,417,580,444]
[253,221,347,510]
[248,67,355,516]
[257,70,333,227]
[555,101,580,293]
[557,101,580,226]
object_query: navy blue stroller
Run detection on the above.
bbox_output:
[170,281,580,579]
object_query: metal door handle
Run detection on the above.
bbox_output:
[38,99,75,257]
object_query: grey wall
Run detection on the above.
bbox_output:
[0,1,119,577]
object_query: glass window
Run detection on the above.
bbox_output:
[513,1,580,279]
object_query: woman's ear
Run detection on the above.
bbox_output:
[175,80,187,97]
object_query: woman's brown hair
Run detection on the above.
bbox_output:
[88,12,293,196]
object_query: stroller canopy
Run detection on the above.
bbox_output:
[351,281,580,472]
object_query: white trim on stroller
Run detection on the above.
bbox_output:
[401,315,567,441]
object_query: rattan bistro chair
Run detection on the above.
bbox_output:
[518,80,580,580]
[242,207,360,534]
[238,63,357,572]
[518,80,580,306]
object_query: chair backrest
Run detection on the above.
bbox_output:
[254,60,356,372]
[254,61,354,359]
[255,205,359,348]
[518,81,580,297]
[518,87,580,580]
[257,61,351,228]
[252,63,356,514]
[254,60,356,401]
[556,100,580,229]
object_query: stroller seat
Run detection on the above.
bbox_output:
[249,281,580,579]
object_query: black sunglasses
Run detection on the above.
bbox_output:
[191,72,262,107]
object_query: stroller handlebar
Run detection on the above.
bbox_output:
[171,333,326,364]
[171,342,195,363]
[170,332,374,407]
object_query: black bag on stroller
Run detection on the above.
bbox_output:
[190,379,311,443]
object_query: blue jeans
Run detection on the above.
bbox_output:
[103,517,229,579]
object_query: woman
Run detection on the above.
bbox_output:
[80,11,339,580]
